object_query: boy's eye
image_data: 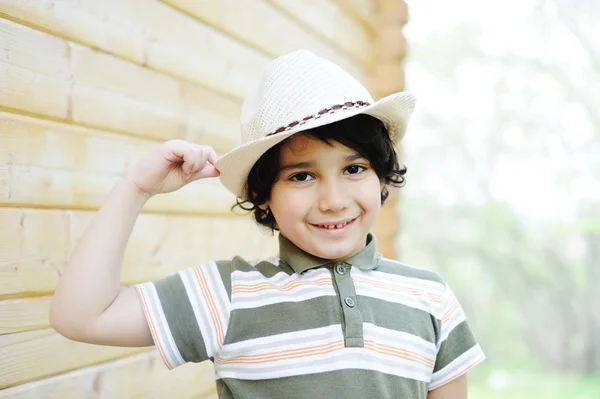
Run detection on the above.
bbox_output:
[345,165,366,175]
[290,172,314,182]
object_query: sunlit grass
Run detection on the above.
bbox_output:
[467,364,600,399]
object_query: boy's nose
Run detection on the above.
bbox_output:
[318,180,349,212]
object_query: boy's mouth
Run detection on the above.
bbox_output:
[310,217,358,231]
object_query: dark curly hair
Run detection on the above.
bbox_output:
[233,114,407,231]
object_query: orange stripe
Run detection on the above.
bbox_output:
[442,299,459,323]
[364,340,435,367]
[232,277,333,294]
[217,340,345,364]
[135,285,173,370]
[194,267,225,349]
[353,277,444,303]
[429,355,483,390]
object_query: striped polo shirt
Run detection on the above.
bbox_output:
[136,233,485,398]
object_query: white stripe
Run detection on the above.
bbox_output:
[231,268,336,310]
[217,347,432,382]
[231,270,299,283]
[232,286,337,309]
[138,282,185,368]
[363,323,437,358]
[179,267,220,358]
[351,269,445,317]
[248,255,280,266]
[353,279,440,316]
[217,324,437,381]
[222,325,343,355]
[204,260,232,336]
[231,267,329,284]
[356,268,445,293]
[381,257,440,275]
[429,344,485,390]
[439,302,467,345]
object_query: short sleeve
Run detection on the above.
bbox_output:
[135,260,232,370]
[428,284,485,390]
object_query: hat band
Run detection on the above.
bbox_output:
[267,100,372,136]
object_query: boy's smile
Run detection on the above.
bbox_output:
[262,134,382,262]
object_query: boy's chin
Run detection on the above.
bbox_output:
[307,240,363,262]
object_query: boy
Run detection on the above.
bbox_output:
[50,50,484,398]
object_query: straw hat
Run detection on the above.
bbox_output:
[215,50,416,199]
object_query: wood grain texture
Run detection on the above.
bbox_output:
[266,0,373,69]
[0,112,240,213]
[332,0,377,31]
[0,352,217,399]
[0,18,244,143]
[0,0,270,101]
[0,17,70,120]
[0,208,278,300]
[0,164,235,214]
[0,329,149,390]
[161,0,367,78]
[0,296,51,335]
[369,0,409,259]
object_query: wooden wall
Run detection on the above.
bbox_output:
[0,0,408,397]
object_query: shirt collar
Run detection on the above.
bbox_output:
[278,233,381,275]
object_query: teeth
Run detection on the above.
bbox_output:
[319,220,350,229]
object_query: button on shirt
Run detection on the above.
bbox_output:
[136,234,485,399]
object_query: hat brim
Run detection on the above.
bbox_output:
[215,92,416,199]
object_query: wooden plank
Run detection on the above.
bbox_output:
[376,0,409,25]
[161,0,367,78]
[0,112,241,213]
[0,17,70,120]
[333,0,377,31]
[0,0,270,101]
[0,328,148,389]
[0,108,238,168]
[374,24,408,63]
[0,18,244,144]
[0,208,278,300]
[0,296,51,335]
[0,352,217,399]
[0,162,235,214]
[266,0,373,69]
[69,43,183,141]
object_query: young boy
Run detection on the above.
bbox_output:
[50,50,484,398]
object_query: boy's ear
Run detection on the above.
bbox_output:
[258,203,269,211]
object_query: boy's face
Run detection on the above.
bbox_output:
[261,134,382,262]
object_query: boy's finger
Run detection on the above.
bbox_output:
[165,142,194,171]
[207,147,219,165]
[189,163,220,181]
[187,147,206,176]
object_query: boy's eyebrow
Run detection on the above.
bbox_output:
[279,153,365,173]
[279,161,313,173]
[345,153,365,162]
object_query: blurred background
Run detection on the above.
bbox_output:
[399,0,600,397]
[0,0,598,398]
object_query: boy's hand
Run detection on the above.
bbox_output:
[125,140,220,197]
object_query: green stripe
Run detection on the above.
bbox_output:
[216,369,429,399]
[225,296,343,343]
[225,296,439,346]
[215,260,232,301]
[154,274,208,362]
[433,320,478,372]
[358,296,438,344]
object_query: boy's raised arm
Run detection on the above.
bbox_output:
[49,140,220,347]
